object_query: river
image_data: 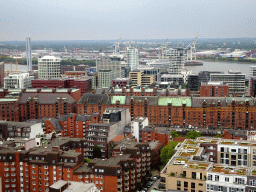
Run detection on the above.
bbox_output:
[185,60,256,77]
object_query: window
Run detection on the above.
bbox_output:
[208,175,212,180]
[218,186,223,191]
[67,174,70,178]
[59,166,61,170]
[32,164,35,168]
[191,182,195,188]
[184,182,188,188]
[250,179,256,186]
[78,175,82,179]
[225,177,229,182]
[67,168,70,172]
[45,183,49,186]
[44,165,48,169]
[59,172,61,176]
[177,181,181,187]
[215,175,219,181]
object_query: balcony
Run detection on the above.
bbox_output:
[124,182,129,187]
[117,178,122,182]
[131,170,135,174]
[124,187,129,192]
[137,164,141,168]
[131,185,135,190]
[142,172,146,176]
[147,157,151,161]
[131,175,135,179]
[137,174,141,178]
[137,158,141,163]
[142,153,146,157]
[137,168,141,172]
[147,153,151,157]
[117,183,122,188]
[142,168,146,172]
[142,158,146,162]
[142,163,146,167]
[125,170,129,175]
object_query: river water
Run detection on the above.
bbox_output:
[185,60,256,77]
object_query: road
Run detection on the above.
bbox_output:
[148,179,160,192]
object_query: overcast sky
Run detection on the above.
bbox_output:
[0,0,255,40]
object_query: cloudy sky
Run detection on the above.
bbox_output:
[0,0,255,40]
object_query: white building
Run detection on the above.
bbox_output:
[127,46,139,71]
[4,72,34,89]
[131,117,148,142]
[38,55,61,79]
[181,69,192,83]
[210,71,245,94]
[98,69,114,88]
[168,48,185,74]
[96,56,121,79]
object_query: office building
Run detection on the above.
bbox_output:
[111,78,131,88]
[198,71,224,84]
[210,71,245,94]
[129,70,154,87]
[168,48,185,74]
[4,73,34,89]
[127,46,139,71]
[38,56,61,79]
[98,69,113,88]
[96,57,121,79]
[200,82,229,97]
[160,74,184,86]
[187,74,199,91]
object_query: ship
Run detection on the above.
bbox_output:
[184,61,203,66]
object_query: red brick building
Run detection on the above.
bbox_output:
[31,79,92,95]
[0,98,19,121]
[111,78,131,88]
[200,82,229,97]
[19,93,77,121]
[77,94,256,130]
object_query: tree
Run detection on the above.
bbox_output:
[84,158,91,163]
[160,141,179,165]
[171,131,181,138]
[185,131,201,139]
[92,145,102,159]
[214,134,222,138]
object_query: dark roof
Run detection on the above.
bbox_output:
[75,115,91,121]
[78,93,110,104]
[19,93,76,104]
[125,96,158,106]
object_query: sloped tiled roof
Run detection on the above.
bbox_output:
[19,93,76,104]
[78,93,110,104]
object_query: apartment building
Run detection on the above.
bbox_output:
[96,57,121,79]
[0,121,44,141]
[49,180,99,192]
[129,70,154,87]
[0,137,86,192]
[168,48,185,74]
[0,98,19,121]
[160,137,256,192]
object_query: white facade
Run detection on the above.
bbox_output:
[181,69,192,83]
[131,117,148,142]
[206,172,246,192]
[38,56,61,79]
[168,48,185,74]
[96,57,121,79]
[4,72,34,89]
[210,73,245,94]
[98,70,114,88]
[127,47,139,71]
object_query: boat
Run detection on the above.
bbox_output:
[184,61,203,66]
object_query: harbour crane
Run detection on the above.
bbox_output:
[160,37,169,59]
[186,33,199,61]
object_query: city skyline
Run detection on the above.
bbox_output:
[0,0,256,41]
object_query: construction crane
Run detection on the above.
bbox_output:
[160,37,169,59]
[186,33,199,61]
[114,36,122,55]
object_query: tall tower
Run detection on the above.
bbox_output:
[26,37,32,71]
[127,42,139,72]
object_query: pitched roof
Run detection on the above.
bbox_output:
[19,93,76,104]
[78,93,110,104]
[112,135,124,141]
